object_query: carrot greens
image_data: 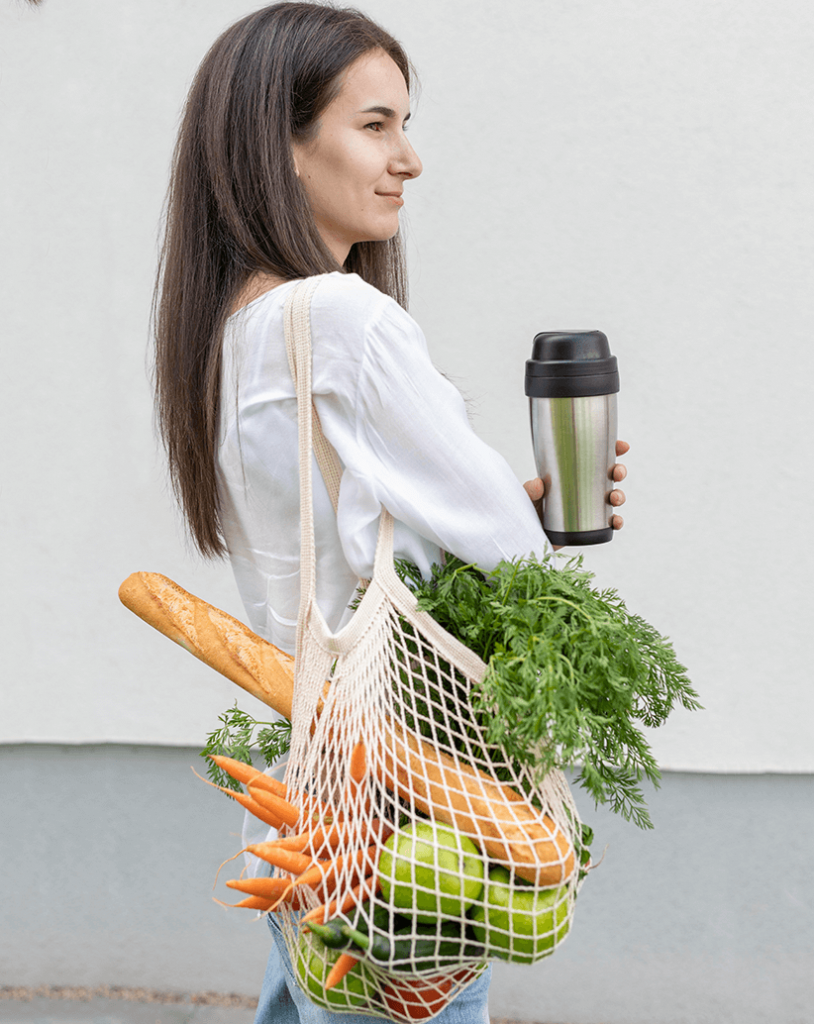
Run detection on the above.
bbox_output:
[201,703,291,792]
[396,553,700,830]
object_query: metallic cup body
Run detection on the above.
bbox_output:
[530,393,618,544]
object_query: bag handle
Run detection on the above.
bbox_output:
[283,277,393,642]
[284,278,343,516]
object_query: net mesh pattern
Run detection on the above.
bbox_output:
[273,278,584,1021]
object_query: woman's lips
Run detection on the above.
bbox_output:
[377,192,404,206]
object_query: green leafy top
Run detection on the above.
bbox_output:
[200,704,291,792]
[396,553,701,829]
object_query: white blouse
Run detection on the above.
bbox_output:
[217,271,551,659]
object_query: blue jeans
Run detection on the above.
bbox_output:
[254,915,491,1024]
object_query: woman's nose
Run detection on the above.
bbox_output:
[393,136,422,180]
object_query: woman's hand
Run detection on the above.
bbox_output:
[524,440,629,541]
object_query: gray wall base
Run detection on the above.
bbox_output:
[1,745,810,1024]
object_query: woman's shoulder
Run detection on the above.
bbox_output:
[312,272,424,351]
[309,273,428,395]
[311,271,406,325]
[230,271,413,336]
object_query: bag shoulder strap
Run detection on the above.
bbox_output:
[284,281,342,514]
[284,277,484,679]
[284,277,388,635]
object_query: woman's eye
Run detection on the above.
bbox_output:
[365,121,385,132]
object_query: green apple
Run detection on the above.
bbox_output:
[295,930,373,1010]
[379,821,485,924]
[469,866,570,964]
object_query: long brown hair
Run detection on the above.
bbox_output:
[154,3,413,557]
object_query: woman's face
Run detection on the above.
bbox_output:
[292,49,422,265]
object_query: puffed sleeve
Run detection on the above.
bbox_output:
[309,274,551,579]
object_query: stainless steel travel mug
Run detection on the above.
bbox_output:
[525,331,620,546]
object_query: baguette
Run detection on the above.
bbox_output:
[118,572,294,719]
[119,571,574,885]
[382,725,574,887]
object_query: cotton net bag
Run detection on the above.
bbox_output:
[277,277,584,1020]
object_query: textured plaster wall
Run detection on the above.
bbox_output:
[0,2,811,766]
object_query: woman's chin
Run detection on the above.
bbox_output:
[357,217,403,245]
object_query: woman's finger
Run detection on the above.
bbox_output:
[612,463,627,483]
[615,440,630,456]
[611,514,624,530]
[523,478,544,501]
[610,489,626,507]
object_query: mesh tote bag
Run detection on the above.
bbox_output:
[276,275,584,1020]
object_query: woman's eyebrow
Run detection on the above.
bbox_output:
[358,105,411,123]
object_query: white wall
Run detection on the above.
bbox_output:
[1,0,811,770]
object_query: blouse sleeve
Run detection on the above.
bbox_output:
[309,275,551,578]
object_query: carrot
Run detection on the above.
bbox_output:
[246,843,320,877]
[272,818,393,857]
[256,828,337,860]
[342,740,369,819]
[247,784,300,828]
[324,953,360,992]
[226,877,293,900]
[348,741,367,784]
[291,845,377,894]
[246,773,288,798]
[230,790,284,830]
[209,753,325,814]
[208,756,338,833]
[192,766,284,829]
[207,754,262,788]
[294,793,345,824]
[217,894,274,911]
[208,754,290,799]
[265,830,324,854]
[301,874,381,926]
[216,891,307,912]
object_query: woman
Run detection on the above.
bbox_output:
[154,4,627,1022]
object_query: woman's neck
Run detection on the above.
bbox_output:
[230,271,289,315]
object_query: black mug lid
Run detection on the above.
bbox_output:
[525,330,619,398]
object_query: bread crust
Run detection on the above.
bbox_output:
[118,571,294,719]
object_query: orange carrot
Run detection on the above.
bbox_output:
[208,754,262,787]
[294,793,345,824]
[246,843,320,876]
[301,874,381,926]
[348,741,367,784]
[273,829,335,855]
[230,789,284,830]
[247,784,300,828]
[291,845,377,894]
[207,754,292,801]
[343,741,369,818]
[324,953,360,991]
[246,772,288,798]
[217,894,274,911]
[192,766,284,829]
[226,877,293,900]
[272,818,393,857]
[313,818,391,856]
[216,891,307,912]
